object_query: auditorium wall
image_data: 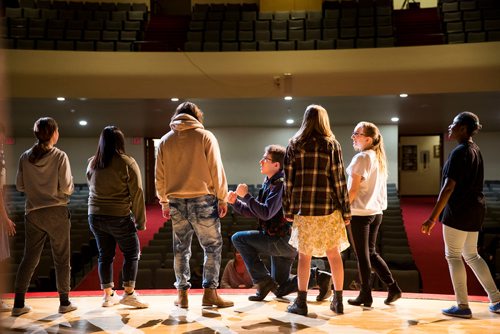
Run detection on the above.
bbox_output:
[3,125,398,187]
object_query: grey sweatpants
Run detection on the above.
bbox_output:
[15,206,71,294]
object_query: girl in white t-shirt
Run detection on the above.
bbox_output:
[346,122,401,307]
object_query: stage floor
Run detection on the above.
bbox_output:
[1,290,499,333]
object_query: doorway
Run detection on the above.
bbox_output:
[399,135,442,196]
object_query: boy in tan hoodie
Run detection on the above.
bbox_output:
[155,102,233,309]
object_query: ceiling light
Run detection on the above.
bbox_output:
[70,109,75,113]
[171,97,179,102]
[57,97,65,101]
[391,117,400,122]
[286,119,294,124]
[399,93,408,98]
[79,120,88,126]
[284,96,293,101]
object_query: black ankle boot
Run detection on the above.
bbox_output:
[249,276,278,301]
[315,269,332,301]
[287,291,308,316]
[330,290,344,314]
[347,284,373,307]
[384,282,402,305]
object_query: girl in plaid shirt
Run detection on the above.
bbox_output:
[284,105,351,316]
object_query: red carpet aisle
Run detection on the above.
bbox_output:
[400,196,484,296]
[74,203,166,291]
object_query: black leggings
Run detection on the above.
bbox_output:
[347,214,395,287]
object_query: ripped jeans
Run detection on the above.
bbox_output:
[169,195,223,289]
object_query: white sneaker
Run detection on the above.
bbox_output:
[0,301,11,312]
[120,291,149,308]
[58,302,78,314]
[102,292,121,307]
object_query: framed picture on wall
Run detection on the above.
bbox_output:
[402,145,418,171]
[433,145,440,158]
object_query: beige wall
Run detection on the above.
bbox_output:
[6,43,500,100]
[394,0,437,9]
[192,0,258,6]
[260,0,322,12]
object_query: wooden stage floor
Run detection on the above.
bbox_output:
[1,290,499,333]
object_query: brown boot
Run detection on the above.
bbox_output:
[202,288,234,308]
[174,289,188,308]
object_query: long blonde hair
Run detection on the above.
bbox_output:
[290,105,335,147]
[357,121,387,179]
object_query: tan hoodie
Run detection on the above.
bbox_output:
[155,114,228,210]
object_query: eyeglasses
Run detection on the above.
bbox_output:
[261,156,273,163]
[352,132,367,137]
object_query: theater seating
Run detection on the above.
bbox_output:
[2,0,148,51]
[439,0,500,43]
[184,0,396,52]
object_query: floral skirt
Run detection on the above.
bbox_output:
[289,210,350,257]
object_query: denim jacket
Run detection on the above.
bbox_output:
[231,170,291,237]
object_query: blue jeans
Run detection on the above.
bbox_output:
[169,195,223,289]
[443,225,500,305]
[89,214,140,289]
[231,230,299,293]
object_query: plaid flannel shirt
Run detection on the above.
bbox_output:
[283,137,351,220]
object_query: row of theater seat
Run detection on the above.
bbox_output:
[482,181,500,285]
[185,5,394,52]
[185,38,395,52]
[12,0,148,12]
[2,2,147,50]
[438,0,500,43]
[4,38,135,51]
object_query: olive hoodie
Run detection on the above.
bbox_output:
[87,154,146,230]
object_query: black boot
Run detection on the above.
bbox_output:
[314,268,332,301]
[384,282,402,305]
[248,276,278,301]
[347,284,373,307]
[287,291,308,316]
[330,290,344,314]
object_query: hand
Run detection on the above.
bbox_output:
[4,218,16,237]
[219,202,228,218]
[235,184,248,197]
[162,207,171,220]
[421,219,436,236]
[227,191,237,204]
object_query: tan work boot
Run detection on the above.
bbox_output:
[202,288,234,308]
[174,289,188,308]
